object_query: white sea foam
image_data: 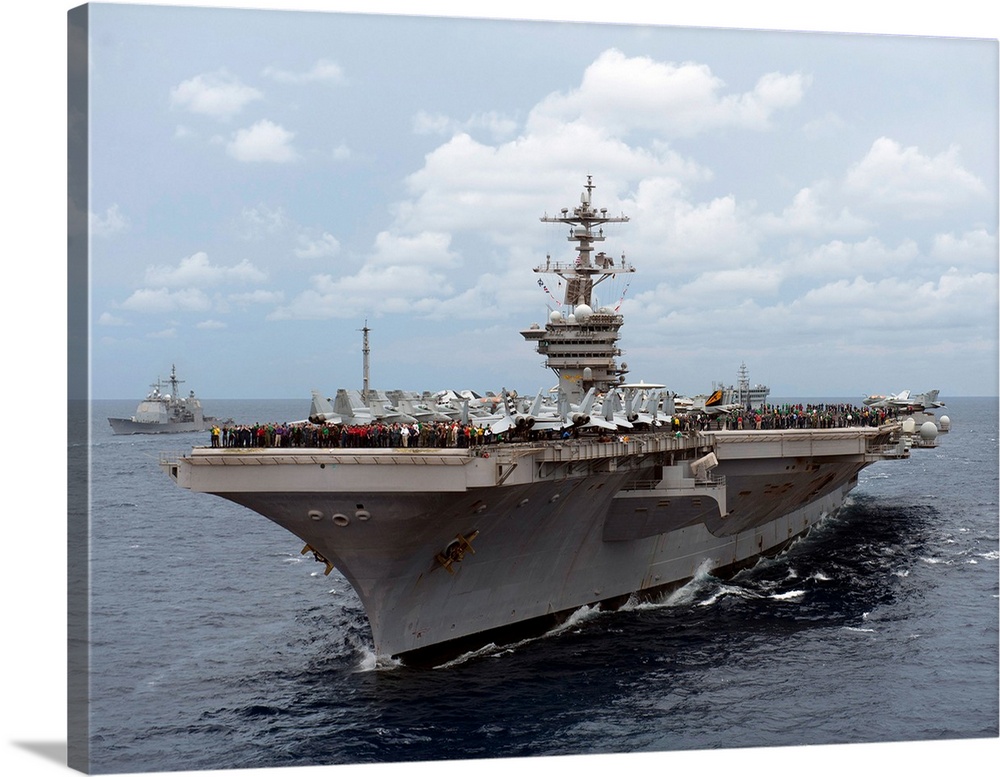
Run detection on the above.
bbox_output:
[698,583,761,607]
[769,589,806,601]
[620,558,719,610]
[556,604,602,631]
[433,643,505,668]
[432,605,608,668]
[354,642,402,672]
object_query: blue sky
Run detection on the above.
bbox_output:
[79,2,998,401]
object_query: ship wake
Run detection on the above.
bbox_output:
[430,605,607,669]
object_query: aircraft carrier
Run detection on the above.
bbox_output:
[161,177,945,666]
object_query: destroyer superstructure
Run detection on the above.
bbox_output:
[162,178,944,665]
[735,361,770,409]
[109,364,229,435]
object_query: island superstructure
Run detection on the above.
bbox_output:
[161,178,944,666]
[520,177,634,402]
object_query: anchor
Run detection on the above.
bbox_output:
[435,530,480,575]
[301,543,335,576]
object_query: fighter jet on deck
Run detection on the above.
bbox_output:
[863,389,944,411]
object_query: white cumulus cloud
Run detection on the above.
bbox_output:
[929,229,998,272]
[269,264,452,320]
[528,49,808,137]
[120,288,213,314]
[227,119,298,162]
[294,232,341,259]
[844,137,988,218]
[368,231,459,268]
[170,70,262,121]
[143,252,268,288]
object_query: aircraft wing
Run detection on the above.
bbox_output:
[586,416,618,431]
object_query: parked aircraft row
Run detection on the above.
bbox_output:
[862,389,944,412]
[297,385,943,432]
[304,384,717,433]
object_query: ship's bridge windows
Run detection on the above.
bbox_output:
[542,351,620,360]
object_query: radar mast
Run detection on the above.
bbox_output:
[521,177,635,402]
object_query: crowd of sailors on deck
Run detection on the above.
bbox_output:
[689,402,899,432]
[210,420,500,449]
[207,402,901,449]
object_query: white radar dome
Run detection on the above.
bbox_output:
[567,314,577,324]
[549,311,563,323]
[939,415,950,431]
[919,421,939,441]
[901,417,916,434]
[575,304,593,322]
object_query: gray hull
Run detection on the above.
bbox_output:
[108,417,216,435]
[163,426,905,663]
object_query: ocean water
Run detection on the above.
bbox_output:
[78,397,998,774]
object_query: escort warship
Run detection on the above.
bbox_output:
[162,178,945,666]
[109,364,230,435]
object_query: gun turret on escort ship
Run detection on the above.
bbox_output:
[161,178,944,666]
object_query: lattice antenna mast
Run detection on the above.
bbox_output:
[167,364,185,398]
[537,175,632,307]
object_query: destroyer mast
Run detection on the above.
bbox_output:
[520,176,635,402]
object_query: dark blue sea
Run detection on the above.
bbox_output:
[77,397,998,775]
